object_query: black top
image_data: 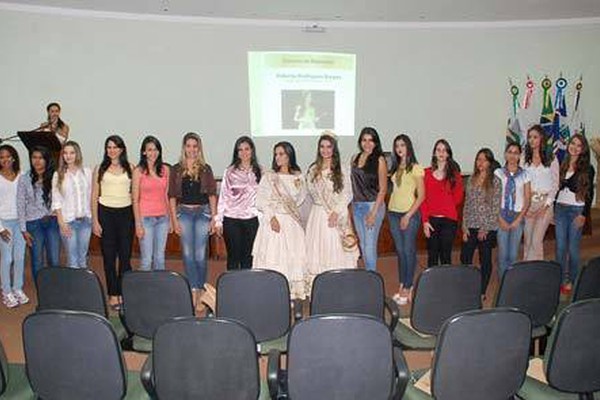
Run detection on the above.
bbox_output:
[181,176,209,205]
[351,164,379,202]
[558,165,595,217]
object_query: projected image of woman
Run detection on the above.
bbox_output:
[305,132,358,290]
[351,127,387,271]
[169,132,217,308]
[252,141,307,300]
[215,136,262,271]
[294,91,318,130]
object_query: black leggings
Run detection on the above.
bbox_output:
[99,204,134,296]
[460,228,496,295]
[223,216,259,270]
[427,216,458,267]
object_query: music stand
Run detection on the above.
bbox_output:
[18,130,62,166]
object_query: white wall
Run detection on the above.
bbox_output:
[1,7,599,175]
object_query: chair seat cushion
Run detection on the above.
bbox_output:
[109,315,128,342]
[393,320,436,350]
[2,364,35,399]
[517,376,579,400]
[257,334,288,355]
[132,336,153,353]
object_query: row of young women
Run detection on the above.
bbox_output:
[0,125,595,310]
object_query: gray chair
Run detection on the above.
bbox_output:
[495,260,561,354]
[0,338,34,399]
[268,314,408,400]
[141,317,261,400]
[394,265,481,350]
[571,256,600,302]
[121,270,194,352]
[310,269,400,332]
[403,308,531,400]
[22,310,148,400]
[216,269,292,355]
[36,267,128,341]
[518,299,600,400]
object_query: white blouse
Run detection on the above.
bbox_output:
[0,172,20,231]
[524,158,559,207]
[52,167,93,223]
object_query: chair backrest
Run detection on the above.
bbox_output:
[216,269,290,342]
[23,310,127,400]
[495,261,561,327]
[287,315,394,400]
[121,271,194,338]
[544,299,600,394]
[411,265,481,335]
[431,308,531,400]
[0,339,7,396]
[153,317,259,400]
[572,257,600,302]
[310,269,385,320]
[36,267,107,316]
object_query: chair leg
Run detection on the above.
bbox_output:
[579,393,595,400]
[538,335,548,356]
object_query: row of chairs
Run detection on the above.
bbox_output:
[2,299,599,399]
[1,257,599,398]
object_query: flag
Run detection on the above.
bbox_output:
[539,77,555,155]
[506,82,522,145]
[569,77,585,137]
[552,77,570,162]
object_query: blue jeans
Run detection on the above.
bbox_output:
[554,203,584,284]
[352,202,385,271]
[26,216,60,280]
[0,219,26,294]
[61,217,92,269]
[388,211,420,289]
[178,205,210,289]
[139,215,170,271]
[497,213,524,279]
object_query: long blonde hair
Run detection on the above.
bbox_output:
[179,132,207,180]
[57,140,83,194]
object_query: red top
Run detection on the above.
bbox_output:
[421,167,464,223]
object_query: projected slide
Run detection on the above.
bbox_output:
[249,52,356,137]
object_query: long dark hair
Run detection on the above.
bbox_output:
[0,144,20,174]
[390,134,418,187]
[98,135,132,183]
[29,146,55,208]
[524,124,552,167]
[560,133,591,203]
[353,127,383,174]
[431,139,461,188]
[471,148,496,199]
[230,136,261,182]
[309,133,343,193]
[138,135,164,177]
[46,102,65,131]
[271,141,301,173]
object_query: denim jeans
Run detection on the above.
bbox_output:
[554,203,584,284]
[61,217,92,269]
[139,215,170,271]
[26,216,61,280]
[0,219,26,294]
[497,214,524,279]
[178,205,210,289]
[352,202,385,271]
[388,210,420,289]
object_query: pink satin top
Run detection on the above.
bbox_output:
[215,165,259,225]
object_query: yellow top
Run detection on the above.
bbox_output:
[99,171,132,208]
[388,164,424,213]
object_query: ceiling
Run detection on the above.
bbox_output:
[6,0,600,22]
